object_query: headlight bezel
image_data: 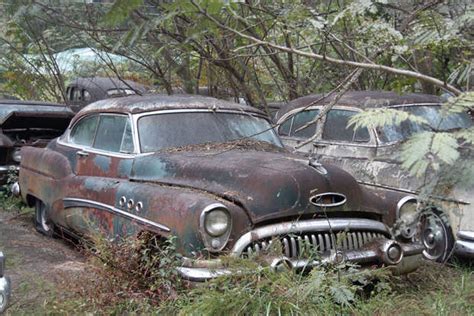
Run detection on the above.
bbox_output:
[200,203,232,252]
[396,196,419,239]
[11,148,21,163]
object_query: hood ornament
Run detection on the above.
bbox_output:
[308,156,328,175]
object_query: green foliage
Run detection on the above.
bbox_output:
[401,131,459,177]
[349,108,428,131]
[103,0,144,26]
[159,262,389,315]
[0,168,29,213]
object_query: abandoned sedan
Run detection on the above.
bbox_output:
[17,94,424,281]
[0,99,74,185]
[275,91,473,262]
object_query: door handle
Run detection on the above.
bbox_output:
[77,150,89,157]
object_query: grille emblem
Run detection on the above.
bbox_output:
[309,192,346,207]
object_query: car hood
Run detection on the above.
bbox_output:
[130,149,385,224]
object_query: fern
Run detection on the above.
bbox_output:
[348,108,428,130]
[401,131,460,177]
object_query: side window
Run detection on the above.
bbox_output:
[93,115,134,153]
[322,110,370,142]
[73,88,82,102]
[278,117,292,136]
[120,120,134,153]
[291,110,319,138]
[70,115,99,146]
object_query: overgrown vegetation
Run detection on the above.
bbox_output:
[27,233,473,315]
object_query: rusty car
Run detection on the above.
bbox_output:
[0,251,11,314]
[16,94,425,281]
[275,91,474,262]
[66,77,148,113]
[0,99,74,185]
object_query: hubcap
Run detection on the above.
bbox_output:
[40,205,51,232]
[421,214,448,261]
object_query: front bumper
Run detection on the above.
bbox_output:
[454,231,474,258]
[0,252,11,313]
[177,239,424,282]
[0,165,19,174]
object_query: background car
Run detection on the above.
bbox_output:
[66,77,149,112]
[0,99,74,185]
[0,251,11,314]
[17,94,424,281]
[275,91,474,262]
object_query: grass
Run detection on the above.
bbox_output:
[26,244,471,316]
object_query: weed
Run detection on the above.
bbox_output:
[0,169,29,213]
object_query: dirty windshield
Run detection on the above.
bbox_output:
[378,105,472,143]
[138,112,282,152]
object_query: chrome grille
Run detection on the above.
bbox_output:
[242,230,386,258]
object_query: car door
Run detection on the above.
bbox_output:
[311,108,379,183]
[63,113,135,238]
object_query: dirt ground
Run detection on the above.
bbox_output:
[0,209,89,314]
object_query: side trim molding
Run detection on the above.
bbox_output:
[63,197,171,232]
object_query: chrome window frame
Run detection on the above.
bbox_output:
[277,105,378,147]
[58,112,139,159]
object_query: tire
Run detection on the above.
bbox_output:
[34,199,54,237]
[420,209,455,263]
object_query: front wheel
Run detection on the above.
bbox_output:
[34,199,54,237]
[420,210,454,263]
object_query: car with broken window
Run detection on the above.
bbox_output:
[16,94,425,281]
[275,91,474,262]
[0,251,11,314]
[0,99,74,185]
[66,77,148,113]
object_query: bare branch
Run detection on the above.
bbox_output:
[190,0,462,96]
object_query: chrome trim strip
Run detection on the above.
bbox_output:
[358,180,470,205]
[63,197,171,232]
[454,239,474,258]
[230,218,389,256]
[457,231,474,241]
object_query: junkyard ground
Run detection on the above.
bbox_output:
[0,206,473,315]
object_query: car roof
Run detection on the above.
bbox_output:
[68,77,147,94]
[73,94,266,123]
[275,91,442,120]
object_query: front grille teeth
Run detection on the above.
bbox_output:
[242,231,386,258]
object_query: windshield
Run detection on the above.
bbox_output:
[138,112,282,152]
[378,105,472,143]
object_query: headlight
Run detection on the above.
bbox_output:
[398,200,418,226]
[200,203,232,252]
[397,197,419,239]
[12,148,21,163]
[204,208,230,237]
